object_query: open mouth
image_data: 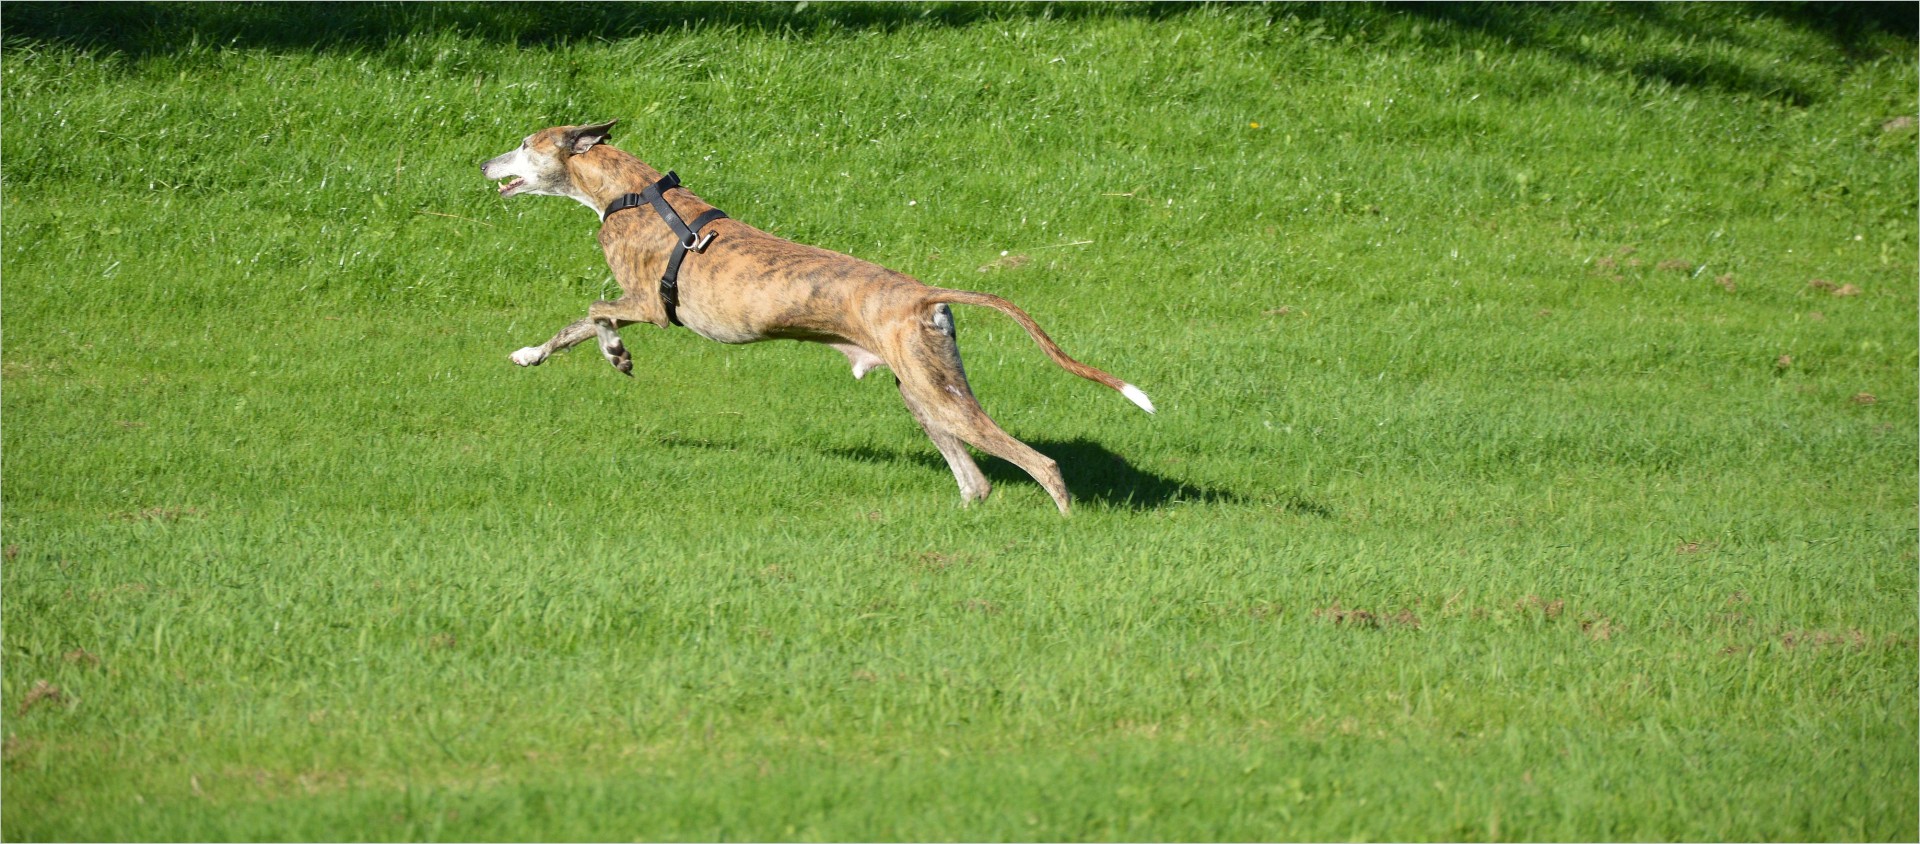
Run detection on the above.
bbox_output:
[497,177,527,197]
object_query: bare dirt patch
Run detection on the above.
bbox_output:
[1,734,37,767]
[63,648,100,668]
[1247,601,1284,620]
[1312,601,1420,630]
[1313,602,1376,627]
[1850,392,1877,405]
[1579,616,1621,641]
[16,680,68,716]
[1514,595,1565,619]
[1781,629,1869,650]
[977,253,1031,273]
[230,765,356,797]
[912,551,972,573]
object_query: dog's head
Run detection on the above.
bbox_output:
[481,121,616,200]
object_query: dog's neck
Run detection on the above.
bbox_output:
[565,145,670,218]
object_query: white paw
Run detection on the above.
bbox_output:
[510,347,547,367]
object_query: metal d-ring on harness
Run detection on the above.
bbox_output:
[602,171,727,327]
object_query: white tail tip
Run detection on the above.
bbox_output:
[1120,383,1155,414]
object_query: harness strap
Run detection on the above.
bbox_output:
[602,171,728,327]
[659,209,729,326]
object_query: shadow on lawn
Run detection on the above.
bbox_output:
[8,2,1909,76]
[0,2,1193,56]
[829,437,1328,515]
[1387,1,1914,107]
[656,427,1327,513]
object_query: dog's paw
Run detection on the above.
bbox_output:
[602,343,633,376]
[510,346,547,367]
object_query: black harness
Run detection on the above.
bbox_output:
[602,171,727,327]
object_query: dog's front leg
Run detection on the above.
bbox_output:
[586,296,659,377]
[510,317,599,367]
[591,319,633,376]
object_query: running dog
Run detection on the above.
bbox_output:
[482,121,1152,514]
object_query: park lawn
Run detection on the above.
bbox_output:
[2,3,1915,840]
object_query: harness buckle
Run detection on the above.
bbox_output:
[684,230,716,252]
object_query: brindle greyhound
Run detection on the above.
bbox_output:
[482,121,1152,514]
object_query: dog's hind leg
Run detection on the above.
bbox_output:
[899,380,990,504]
[510,317,599,367]
[890,316,1071,515]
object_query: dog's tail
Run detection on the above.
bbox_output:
[923,287,1154,414]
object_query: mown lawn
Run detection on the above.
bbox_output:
[2,3,1915,840]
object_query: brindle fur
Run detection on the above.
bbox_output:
[483,121,1152,514]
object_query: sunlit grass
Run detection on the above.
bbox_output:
[2,3,1915,840]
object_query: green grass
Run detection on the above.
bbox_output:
[3,2,1915,840]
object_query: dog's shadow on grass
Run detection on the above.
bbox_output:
[652,432,1332,514]
[829,437,1324,514]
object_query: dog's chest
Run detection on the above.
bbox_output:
[676,312,763,345]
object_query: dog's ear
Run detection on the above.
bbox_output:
[567,120,617,154]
